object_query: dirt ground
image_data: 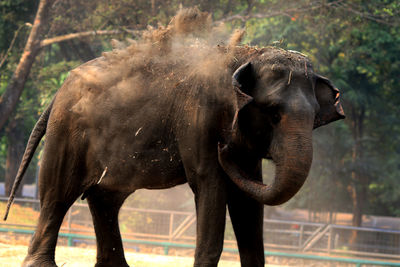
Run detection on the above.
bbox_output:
[0,238,391,267]
[0,243,243,267]
[1,242,385,267]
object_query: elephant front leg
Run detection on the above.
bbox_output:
[190,173,227,267]
[86,187,130,267]
[227,179,265,267]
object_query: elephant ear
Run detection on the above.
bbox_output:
[231,62,255,129]
[314,75,345,129]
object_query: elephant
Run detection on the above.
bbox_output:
[3,9,344,267]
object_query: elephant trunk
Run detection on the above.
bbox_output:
[218,121,313,205]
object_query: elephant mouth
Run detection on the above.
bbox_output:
[264,151,273,160]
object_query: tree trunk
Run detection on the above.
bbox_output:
[350,174,368,227]
[151,0,156,16]
[5,119,25,197]
[348,105,367,246]
[0,0,54,131]
[349,105,367,227]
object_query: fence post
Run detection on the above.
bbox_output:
[164,245,169,255]
[169,213,174,242]
[298,224,304,250]
[68,236,73,247]
[327,225,332,254]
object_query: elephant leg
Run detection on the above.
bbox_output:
[86,187,130,267]
[22,165,84,266]
[227,180,265,267]
[190,174,227,267]
[22,200,75,267]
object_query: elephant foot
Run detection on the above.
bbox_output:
[193,263,218,267]
[22,257,57,267]
[95,262,129,267]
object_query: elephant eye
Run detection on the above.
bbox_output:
[271,113,281,124]
[263,104,281,124]
[257,103,281,124]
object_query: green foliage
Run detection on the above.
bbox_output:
[34,59,80,109]
[0,0,36,51]
[0,135,6,182]
[245,0,400,219]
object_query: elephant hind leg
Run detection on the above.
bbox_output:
[86,186,130,267]
[22,137,88,267]
[22,201,74,267]
[22,180,84,267]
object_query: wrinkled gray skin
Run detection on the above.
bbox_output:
[5,48,344,267]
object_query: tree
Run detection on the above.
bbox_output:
[0,0,54,131]
[0,0,144,132]
[243,0,400,226]
[0,0,143,193]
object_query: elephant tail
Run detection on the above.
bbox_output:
[3,98,55,221]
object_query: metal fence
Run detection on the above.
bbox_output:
[262,219,400,259]
[1,197,400,260]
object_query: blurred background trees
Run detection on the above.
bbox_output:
[0,0,399,227]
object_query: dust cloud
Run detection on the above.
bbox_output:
[52,7,312,205]
[67,6,309,127]
[65,7,253,134]
[72,7,244,91]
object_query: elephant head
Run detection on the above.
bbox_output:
[218,51,345,205]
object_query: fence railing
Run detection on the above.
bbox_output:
[1,197,400,260]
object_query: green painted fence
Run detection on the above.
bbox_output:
[1,227,400,266]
